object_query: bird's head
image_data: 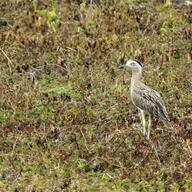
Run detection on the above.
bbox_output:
[119,59,143,73]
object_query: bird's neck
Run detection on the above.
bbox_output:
[131,71,142,84]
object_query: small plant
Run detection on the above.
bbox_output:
[35,7,62,33]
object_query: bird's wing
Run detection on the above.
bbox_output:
[132,85,170,122]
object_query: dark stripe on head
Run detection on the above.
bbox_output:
[133,59,143,67]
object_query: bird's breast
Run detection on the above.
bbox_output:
[130,86,146,112]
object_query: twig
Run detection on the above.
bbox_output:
[11,136,18,157]
[45,63,72,76]
[79,127,90,153]
[112,138,125,154]
[0,47,12,73]
[47,115,114,140]
[148,139,162,166]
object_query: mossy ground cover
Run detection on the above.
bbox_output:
[0,0,192,191]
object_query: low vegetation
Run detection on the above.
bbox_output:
[0,0,192,191]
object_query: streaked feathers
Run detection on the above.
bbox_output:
[121,59,172,138]
[131,82,171,126]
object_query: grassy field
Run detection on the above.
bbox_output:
[0,0,192,191]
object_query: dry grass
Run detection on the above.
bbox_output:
[0,0,192,191]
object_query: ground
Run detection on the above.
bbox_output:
[0,0,192,191]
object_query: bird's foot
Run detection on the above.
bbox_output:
[146,133,150,140]
[142,127,147,136]
[142,130,146,136]
[135,125,150,139]
[141,126,150,140]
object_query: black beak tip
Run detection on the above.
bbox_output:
[118,64,125,69]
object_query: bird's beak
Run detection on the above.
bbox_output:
[118,64,125,69]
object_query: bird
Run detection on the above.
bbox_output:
[119,59,172,139]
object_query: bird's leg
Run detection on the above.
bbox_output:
[147,115,152,140]
[140,111,146,136]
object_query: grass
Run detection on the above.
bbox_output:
[0,0,192,191]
